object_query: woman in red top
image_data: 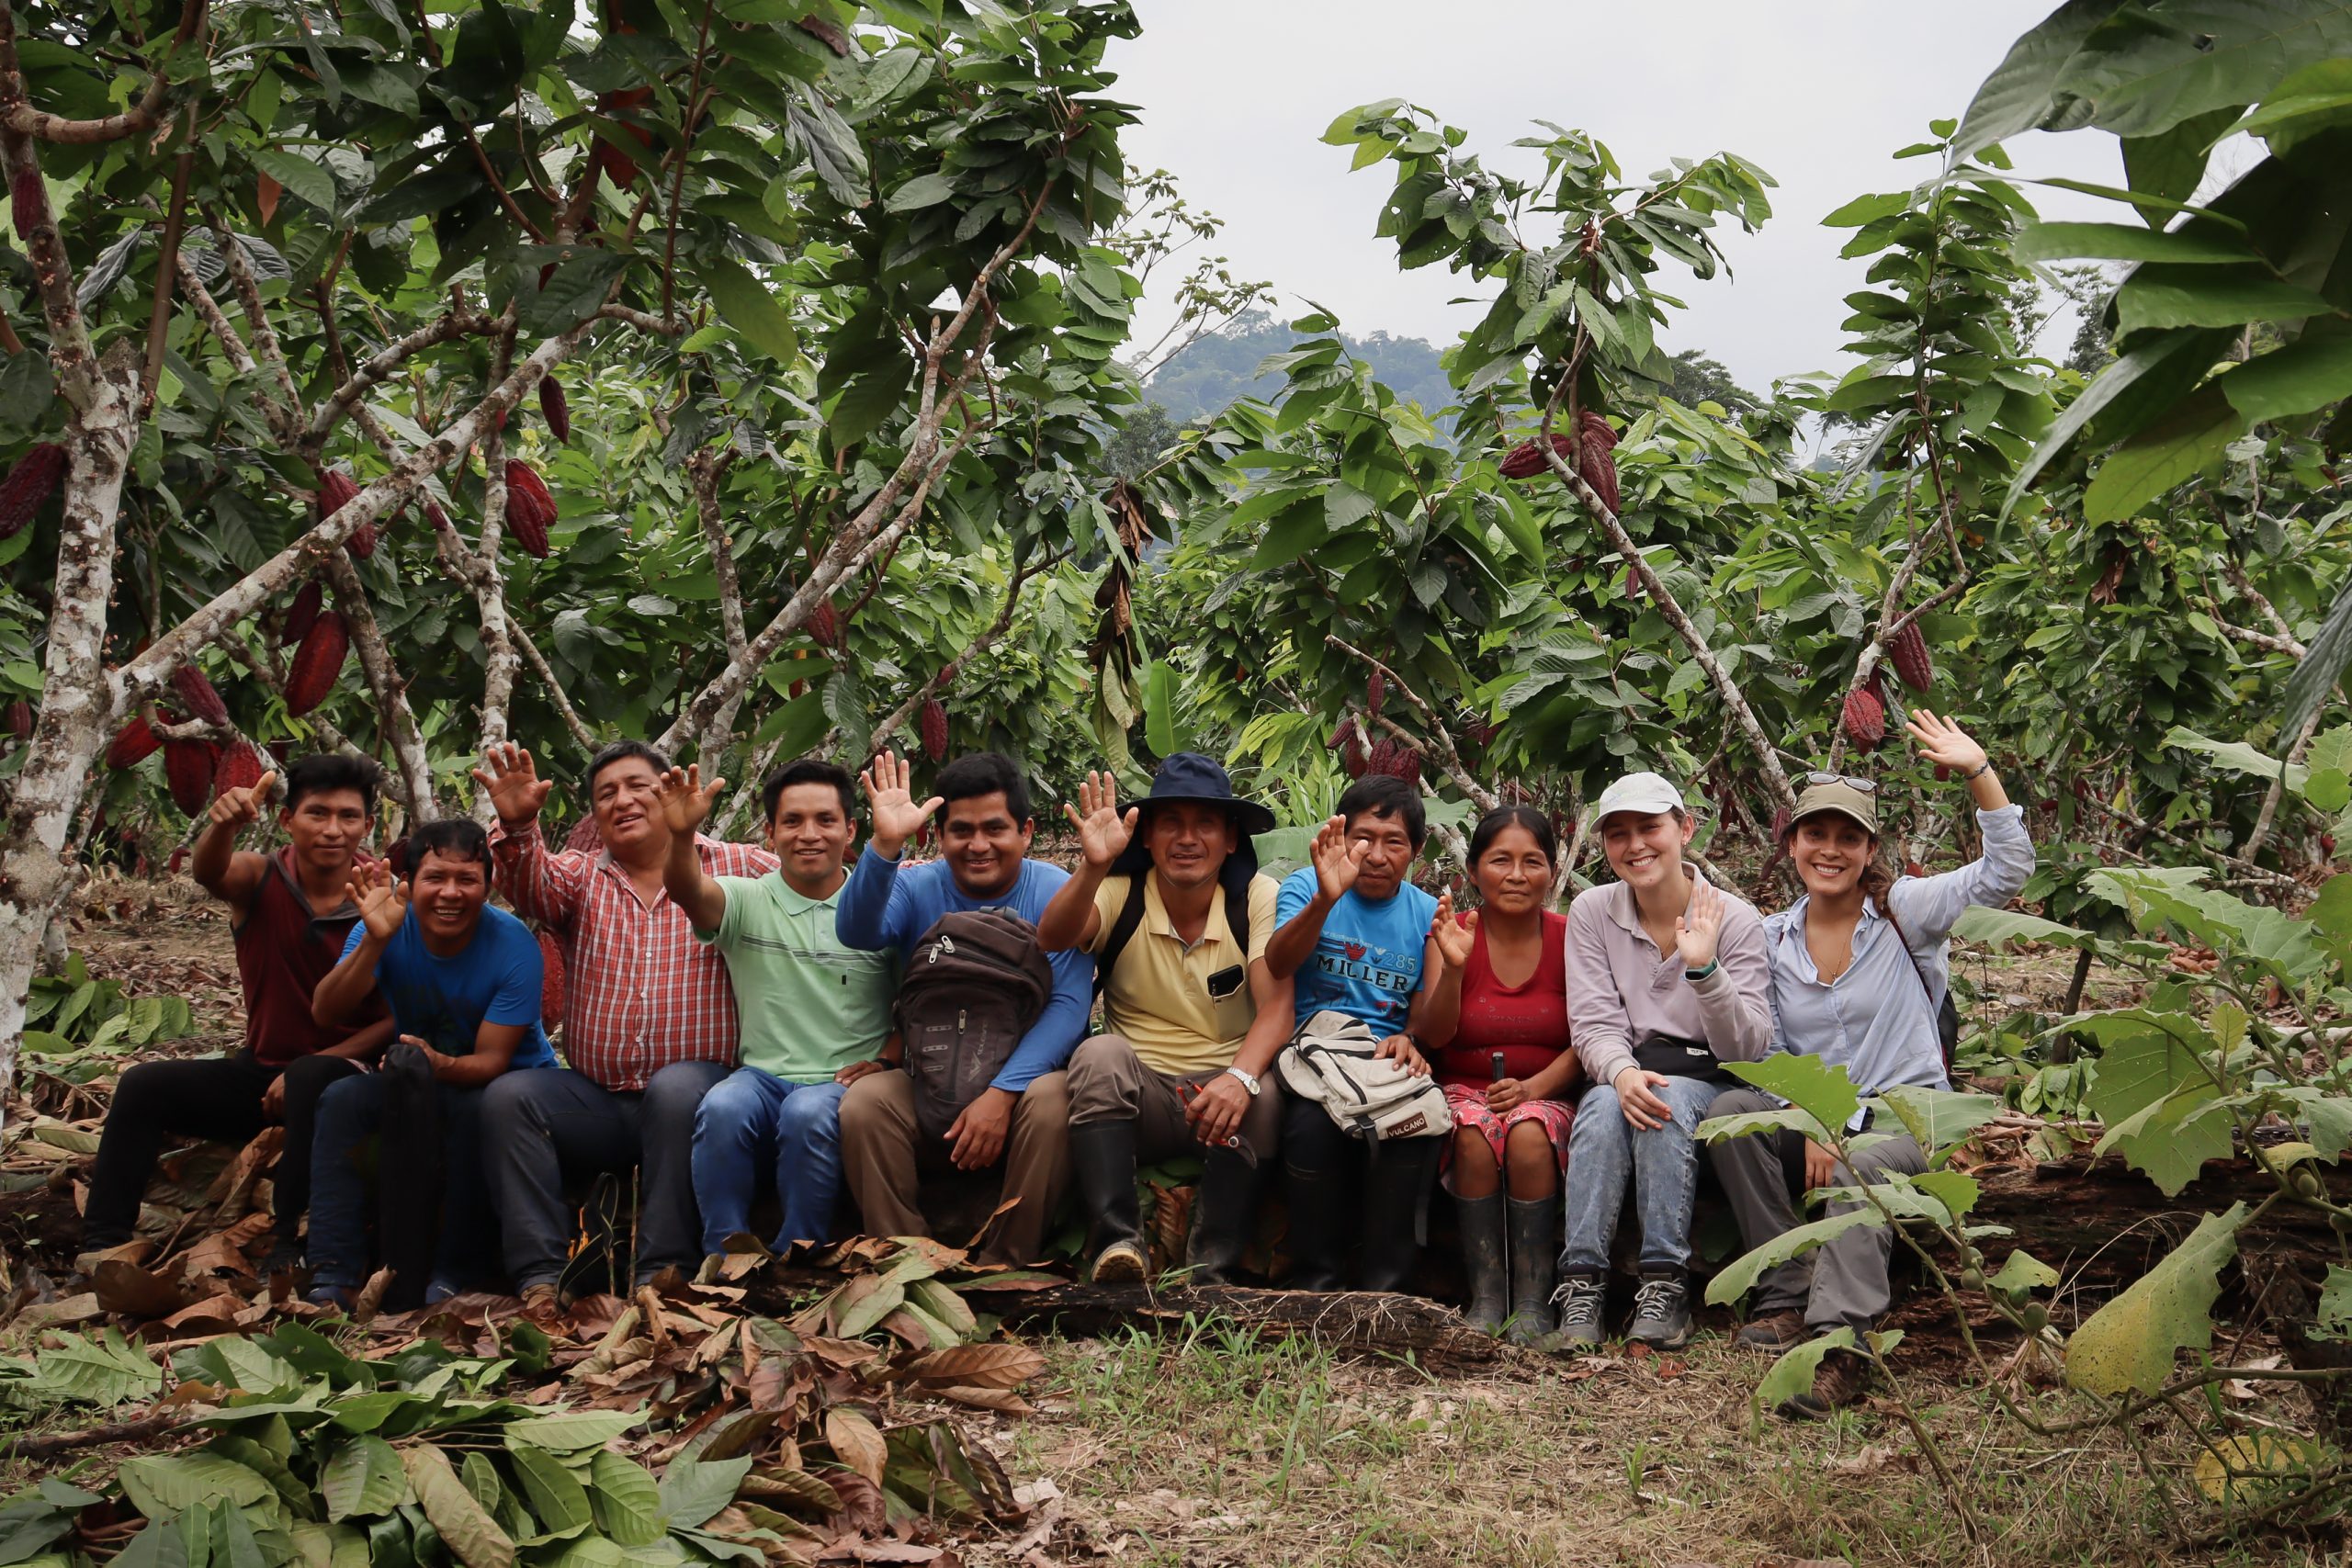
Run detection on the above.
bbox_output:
[1419,807,1579,1343]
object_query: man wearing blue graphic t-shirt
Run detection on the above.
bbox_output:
[1266,773,1458,1293]
[309,818,553,1308]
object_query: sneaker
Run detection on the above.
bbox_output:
[1089,1239,1147,1284]
[1736,1307,1807,1351]
[1627,1274,1694,1350]
[424,1279,460,1306]
[261,1238,305,1279]
[306,1283,356,1312]
[1545,1274,1607,1349]
[1779,1347,1871,1421]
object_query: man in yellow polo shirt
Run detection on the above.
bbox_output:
[1035,753,1293,1285]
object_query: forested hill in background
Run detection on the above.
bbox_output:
[1140,310,1760,426]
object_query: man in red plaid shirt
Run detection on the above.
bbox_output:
[476,739,776,1311]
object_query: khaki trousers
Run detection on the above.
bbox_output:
[836,1069,1071,1266]
[1066,1033,1282,1167]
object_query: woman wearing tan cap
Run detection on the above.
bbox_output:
[1711,710,2034,1418]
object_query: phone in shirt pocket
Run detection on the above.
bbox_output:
[1204,964,1251,1036]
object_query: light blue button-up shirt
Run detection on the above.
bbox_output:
[1761,805,2035,1105]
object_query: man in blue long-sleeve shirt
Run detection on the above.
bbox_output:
[835,750,1091,1263]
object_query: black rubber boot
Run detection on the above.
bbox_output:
[1282,1155,1352,1291]
[1069,1121,1145,1282]
[1505,1193,1560,1347]
[1188,1145,1260,1286]
[1455,1193,1508,1332]
[1357,1137,1441,1295]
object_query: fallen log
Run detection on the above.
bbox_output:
[953,1280,1503,1365]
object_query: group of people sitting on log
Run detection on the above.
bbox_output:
[80,708,2028,1420]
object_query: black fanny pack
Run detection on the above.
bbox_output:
[1631,1033,1732,1084]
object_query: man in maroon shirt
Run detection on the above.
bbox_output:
[81,754,393,1271]
[477,739,776,1310]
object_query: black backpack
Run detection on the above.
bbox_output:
[895,909,1056,1140]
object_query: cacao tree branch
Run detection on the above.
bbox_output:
[303,307,495,451]
[2245,707,2323,860]
[0,0,204,145]
[322,553,435,819]
[1533,438,1797,811]
[469,321,526,822]
[869,549,1066,750]
[511,624,597,754]
[689,446,750,757]
[2078,788,2300,890]
[209,215,304,418]
[225,634,405,806]
[1322,632,1498,815]
[0,32,96,382]
[137,106,198,413]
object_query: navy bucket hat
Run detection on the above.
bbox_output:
[1107,752,1276,876]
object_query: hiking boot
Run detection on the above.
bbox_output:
[1627,1273,1694,1351]
[1736,1307,1807,1351]
[1545,1273,1607,1350]
[1089,1239,1147,1284]
[262,1237,305,1280]
[1070,1121,1145,1279]
[1188,1146,1261,1286]
[1455,1194,1507,1333]
[1502,1194,1559,1348]
[1779,1346,1871,1420]
[1357,1139,1439,1294]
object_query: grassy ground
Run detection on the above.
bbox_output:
[998,1323,2327,1568]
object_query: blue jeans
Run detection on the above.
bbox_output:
[1559,1075,1724,1277]
[309,1070,497,1294]
[692,1069,848,1254]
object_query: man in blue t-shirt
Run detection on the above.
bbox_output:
[308,818,552,1307]
[1264,773,1454,1293]
[834,750,1092,1263]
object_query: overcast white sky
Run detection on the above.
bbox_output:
[1103,1,2134,396]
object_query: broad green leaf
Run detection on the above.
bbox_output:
[1873,1086,2006,1156]
[504,1444,594,1535]
[401,1446,515,1568]
[501,1412,643,1453]
[1753,1325,1855,1410]
[2002,325,2232,517]
[2086,1022,2213,1126]
[2217,327,2352,424]
[696,255,798,366]
[117,1452,276,1523]
[1697,1102,1832,1145]
[2082,388,2244,524]
[1724,1055,1860,1137]
[1989,1249,2061,1294]
[1140,660,1184,758]
[517,251,632,337]
[1951,906,2095,951]
[2281,578,2352,741]
[1702,1209,1880,1306]
[2114,270,2336,336]
[251,149,337,214]
[28,1329,163,1405]
[2094,1085,2233,1195]
[1907,1169,1982,1222]
[656,1456,751,1530]
[322,1435,408,1522]
[586,1451,665,1547]
[2065,1203,2249,1395]
[2014,220,2255,264]
[2163,725,2309,790]
[2323,1264,2352,1334]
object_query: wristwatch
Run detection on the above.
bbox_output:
[1224,1066,1261,1097]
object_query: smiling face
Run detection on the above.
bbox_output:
[411,847,491,947]
[766,782,856,897]
[941,791,1031,902]
[590,755,668,858]
[1473,823,1553,918]
[1144,802,1235,894]
[1598,809,1693,895]
[1790,813,1877,900]
[281,786,369,881]
[1346,807,1419,902]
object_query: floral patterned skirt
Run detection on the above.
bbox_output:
[1438,1081,1575,1194]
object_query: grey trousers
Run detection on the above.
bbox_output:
[481,1061,729,1292]
[1707,1086,1927,1336]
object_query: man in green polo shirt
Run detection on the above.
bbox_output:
[658,758,898,1253]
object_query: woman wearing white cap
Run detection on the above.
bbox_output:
[1555,771,1773,1351]
[1711,710,2032,1418]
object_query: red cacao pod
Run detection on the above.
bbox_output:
[285,579,323,642]
[6,698,29,739]
[285,611,349,716]
[164,739,216,815]
[1841,685,1886,750]
[345,521,378,560]
[1330,717,1369,779]
[593,140,640,188]
[539,929,567,1024]
[808,597,842,649]
[216,739,268,797]
[1367,670,1385,719]
[920,697,948,761]
[539,376,571,446]
[1498,432,1574,479]
[317,468,359,519]
[424,500,454,534]
[107,716,160,769]
[1934,763,1952,783]
[788,678,807,700]
[2322,833,2338,859]
[1887,620,1934,693]
[1577,409,1618,452]
[10,169,40,240]
[172,664,231,727]
[0,443,65,538]
[504,460,554,558]
[1577,412,1620,514]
